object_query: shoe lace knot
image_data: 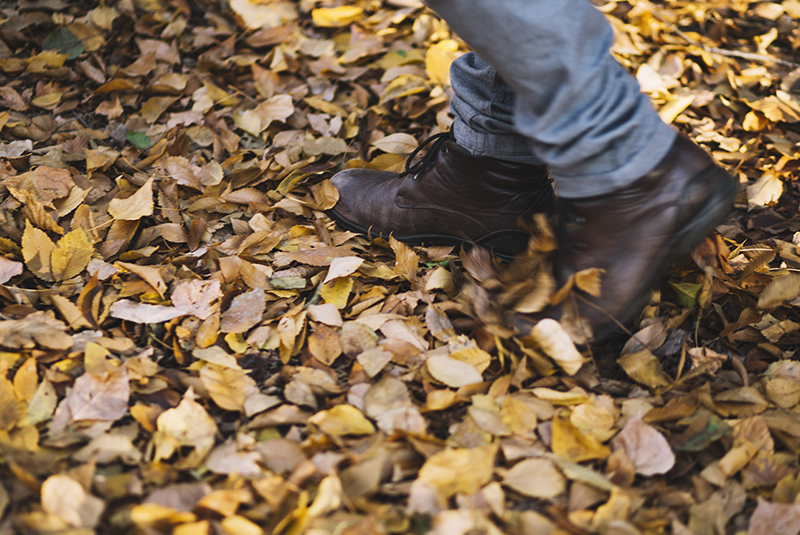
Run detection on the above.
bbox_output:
[399,131,450,180]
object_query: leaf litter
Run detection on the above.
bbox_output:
[2,0,800,533]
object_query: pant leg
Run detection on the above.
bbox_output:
[428,0,676,199]
[450,52,543,165]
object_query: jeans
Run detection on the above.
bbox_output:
[435,0,677,199]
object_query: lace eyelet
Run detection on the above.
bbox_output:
[441,146,448,154]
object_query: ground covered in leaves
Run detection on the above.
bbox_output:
[4,0,800,533]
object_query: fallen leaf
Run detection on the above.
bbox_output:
[50,366,130,435]
[312,6,363,27]
[503,458,566,498]
[415,444,497,502]
[371,133,419,154]
[748,498,800,535]
[50,228,94,281]
[530,319,586,375]
[612,413,675,476]
[427,355,483,388]
[108,177,155,220]
[308,404,375,436]
[41,475,104,528]
[220,289,266,333]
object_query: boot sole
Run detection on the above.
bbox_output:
[327,207,529,262]
[591,166,739,342]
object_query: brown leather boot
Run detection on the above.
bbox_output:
[513,135,738,342]
[328,133,555,260]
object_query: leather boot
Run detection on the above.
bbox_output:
[513,135,738,342]
[328,133,555,260]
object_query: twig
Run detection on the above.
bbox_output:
[656,14,800,68]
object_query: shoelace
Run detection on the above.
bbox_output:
[398,131,450,180]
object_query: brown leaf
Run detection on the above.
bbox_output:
[308,324,342,366]
[50,367,130,433]
[0,312,73,350]
[117,262,167,298]
[390,236,419,284]
[200,364,253,412]
[5,166,75,207]
[220,289,266,333]
[0,256,23,284]
[759,273,800,309]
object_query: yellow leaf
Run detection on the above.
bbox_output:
[31,92,63,108]
[379,74,429,104]
[90,6,120,30]
[220,515,262,535]
[658,93,695,124]
[174,521,210,535]
[551,411,610,463]
[108,176,155,220]
[417,443,497,498]
[320,276,353,309]
[130,503,197,528]
[50,228,94,281]
[617,349,673,390]
[312,6,363,27]
[449,347,492,374]
[141,96,177,124]
[13,358,38,402]
[425,39,461,85]
[308,404,375,436]
[18,379,57,428]
[390,236,419,283]
[574,267,605,298]
[199,363,252,412]
[0,375,26,431]
[21,220,55,281]
[743,110,769,131]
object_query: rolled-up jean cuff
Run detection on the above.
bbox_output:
[453,121,544,165]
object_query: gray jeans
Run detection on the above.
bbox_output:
[435,0,677,199]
